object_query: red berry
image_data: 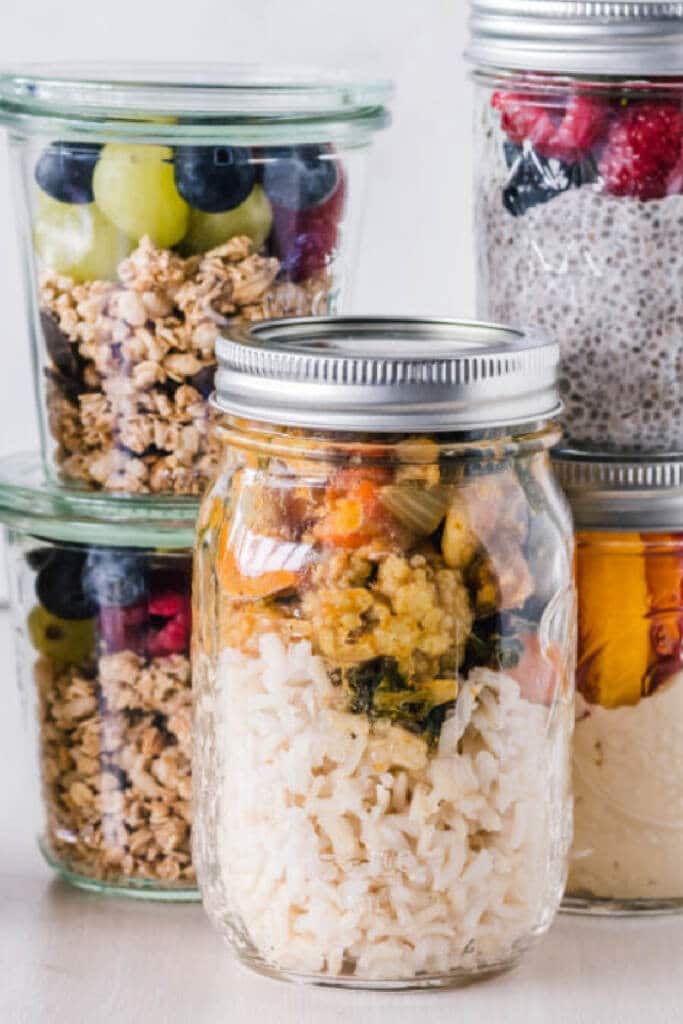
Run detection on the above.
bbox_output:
[547,95,610,161]
[493,90,610,161]
[271,173,346,283]
[600,102,683,200]
[148,606,191,657]
[492,92,556,153]
[148,591,186,617]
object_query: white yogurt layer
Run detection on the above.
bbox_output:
[569,675,683,901]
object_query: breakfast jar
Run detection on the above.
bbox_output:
[467,2,683,451]
[0,455,198,899]
[192,316,576,987]
[0,66,391,495]
[555,450,683,913]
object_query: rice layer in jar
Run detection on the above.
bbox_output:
[467,2,683,451]
[0,456,199,899]
[556,450,683,913]
[192,317,576,987]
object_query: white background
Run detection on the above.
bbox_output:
[0,0,474,599]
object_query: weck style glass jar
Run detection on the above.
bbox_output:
[0,65,391,495]
[0,455,199,899]
[467,2,683,451]
[192,316,576,987]
[555,449,683,914]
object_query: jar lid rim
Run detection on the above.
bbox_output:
[214,316,562,433]
[0,63,393,139]
[0,454,197,548]
[467,1,683,76]
[553,448,683,530]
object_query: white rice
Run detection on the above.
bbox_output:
[215,634,571,981]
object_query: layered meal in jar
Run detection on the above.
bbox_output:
[569,530,683,906]
[10,534,196,895]
[476,80,683,450]
[33,141,345,493]
[193,430,575,982]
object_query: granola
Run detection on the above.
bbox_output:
[36,650,195,889]
[40,235,331,495]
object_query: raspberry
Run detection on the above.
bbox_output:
[492,92,556,153]
[270,172,345,282]
[148,591,185,617]
[493,91,610,161]
[599,102,683,200]
[548,95,610,162]
[148,605,191,657]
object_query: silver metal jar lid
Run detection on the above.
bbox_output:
[214,316,561,433]
[552,449,683,531]
[466,1,683,77]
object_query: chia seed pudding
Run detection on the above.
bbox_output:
[474,87,683,453]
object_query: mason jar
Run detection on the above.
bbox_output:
[0,65,391,495]
[192,316,576,987]
[554,449,683,914]
[0,454,199,899]
[467,2,683,451]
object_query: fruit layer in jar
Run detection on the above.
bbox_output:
[193,431,575,982]
[34,142,346,493]
[569,530,683,903]
[22,537,195,894]
[476,78,683,451]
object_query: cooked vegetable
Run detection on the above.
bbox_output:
[379,483,449,535]
[218,522,308,599]
[442,494,480,568]
[465,613,528,673]
[345,655,458,741]
[314,469,390,548]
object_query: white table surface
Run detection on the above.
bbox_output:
[1,610,682,1024]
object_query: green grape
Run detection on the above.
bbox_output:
[183,184,273,254]
[93,143,189,248]
[33,193,134,281]
[28,605,95,668]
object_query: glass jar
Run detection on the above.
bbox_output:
[192,316,576,987]
[467,2,683,451]
[554,449,683,913]
[0,454,199,899]
[0,66,391,495]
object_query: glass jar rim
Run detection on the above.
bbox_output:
[216,416,562,465]
[0,454,197,548]
[0,62,393,144]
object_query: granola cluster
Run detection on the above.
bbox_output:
[36,649,194,888]
[40,235,331,494]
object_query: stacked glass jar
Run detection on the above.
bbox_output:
[0,65,391,896]
[468,1,683,912]
[193,316,576,985]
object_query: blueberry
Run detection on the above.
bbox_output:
[26,546,54,572]
[188,364,215,399]
[36,550,97,620]
[502,146,598,217]
[35,141,102,205]
[262,145,339,211]
[503,141,523,170]
[41,311,81,383]
[173,146,255,213]
[82,549,148,609]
